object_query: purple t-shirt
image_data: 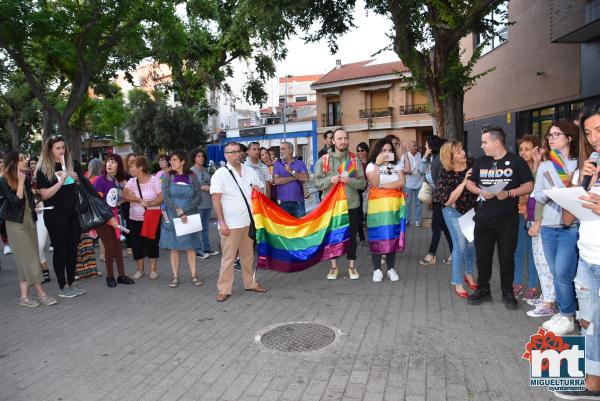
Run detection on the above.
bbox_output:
[273,159,308,202]
[93,175,120,209]
[172,173,191,185]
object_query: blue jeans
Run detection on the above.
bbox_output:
[280,201,306,218]
[442,207,475,285]
[541,226,579,315]
[199,208,212,252]
[574,257,600,376]
[404,187,422,224]
[514,215,538,288]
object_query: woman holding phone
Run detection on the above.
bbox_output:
[0,151,57,307]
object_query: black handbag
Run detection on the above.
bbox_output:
[226,167,256,241]
[75,179,114,232]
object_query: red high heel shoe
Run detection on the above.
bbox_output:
[453,286,468,299]
[464,275,478,291]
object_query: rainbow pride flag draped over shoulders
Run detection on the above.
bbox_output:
[253,183,350,272]
[367,187,406,254]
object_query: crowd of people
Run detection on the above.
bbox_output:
[1,103,599,398]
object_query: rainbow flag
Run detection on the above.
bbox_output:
[339,159,356,177]
[548,149,570,187]
[367,188,406,254]
[253,182,350,272]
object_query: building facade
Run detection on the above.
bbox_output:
[462,0,600,156]
[311,59,434,155]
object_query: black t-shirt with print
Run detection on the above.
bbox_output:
[468,152,534,224]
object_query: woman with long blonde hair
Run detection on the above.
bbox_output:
[36,136,85,298]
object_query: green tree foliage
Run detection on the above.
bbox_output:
[128,89,206,159]
[279,0,509,140]
[0,61,41,152]
[0,0,178,157]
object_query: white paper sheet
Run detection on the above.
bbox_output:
[458,208,476,243]
[479,181,508,195]
[173,213,203,236]
[542,187,600,222]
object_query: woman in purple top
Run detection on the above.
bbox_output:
[93,154,134,288]
[159,151,203,288]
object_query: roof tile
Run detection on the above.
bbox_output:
[312,59,410,86]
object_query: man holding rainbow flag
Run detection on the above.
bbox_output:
[313,128,367,280]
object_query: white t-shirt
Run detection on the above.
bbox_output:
[210,163,263,229]
[572,170,600,265]
[366,162,403,186]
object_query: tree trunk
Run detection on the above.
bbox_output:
[6,119,19,150]
[57,118,82,162]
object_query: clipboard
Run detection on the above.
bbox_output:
[173,213,203,236]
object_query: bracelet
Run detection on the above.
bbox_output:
[218,220,226,225]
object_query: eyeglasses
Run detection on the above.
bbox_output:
[225,150,241,154]
[545,132,565,139]
[357,149,367,153]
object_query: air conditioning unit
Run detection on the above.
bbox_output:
[208,133,219,142]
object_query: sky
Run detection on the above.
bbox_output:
[221,2,400,115]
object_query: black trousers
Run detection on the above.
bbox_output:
[44,207,81,289]
[428,202,453,255]
[129,220,160,261]
[357,190,366,241]
[346,207,362,260]
[371,253,396,271]
[473,212,519,292]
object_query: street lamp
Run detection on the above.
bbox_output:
[282,74,292,141]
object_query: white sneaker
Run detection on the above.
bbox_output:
[3,245,12,255]
[348,267,360,280]
[387,268,399,282]
[372,269,383,282]
[133,271,144,280]
[542,313,562,330]
[149,271,158,280]
[543,315,575,335]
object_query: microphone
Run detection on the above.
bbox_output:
[581,152,600,190]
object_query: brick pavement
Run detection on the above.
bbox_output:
[0,222,556,401]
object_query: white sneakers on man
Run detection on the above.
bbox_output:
[542,314,575,335]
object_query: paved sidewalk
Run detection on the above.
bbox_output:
[0,223,556,401]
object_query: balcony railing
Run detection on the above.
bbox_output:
[359,107,394,118]
[321,113,342,127]
[398,104,430,115]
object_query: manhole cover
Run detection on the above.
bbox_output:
[260,323,336,352]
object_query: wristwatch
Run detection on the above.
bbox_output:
[291,170,296,175]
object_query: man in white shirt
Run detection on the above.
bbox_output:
[211,142,267,302]
[402,141,424,226]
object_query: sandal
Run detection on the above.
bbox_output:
[191,276,203,286]
[169,277,179,288]
[419,254,437,266]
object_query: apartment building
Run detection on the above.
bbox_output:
[462,0,600,155]
[311,59,434,155]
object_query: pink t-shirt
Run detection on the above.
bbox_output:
[125,175,162,221]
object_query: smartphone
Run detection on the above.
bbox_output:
[386,153,395,162]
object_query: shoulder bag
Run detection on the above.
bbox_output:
[136,178,162,239]
[418,181,433,205]
[75,177,114,232]
[225,167,256,241]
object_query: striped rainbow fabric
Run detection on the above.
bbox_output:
[253,182,350,272]
[367,187,406,254]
